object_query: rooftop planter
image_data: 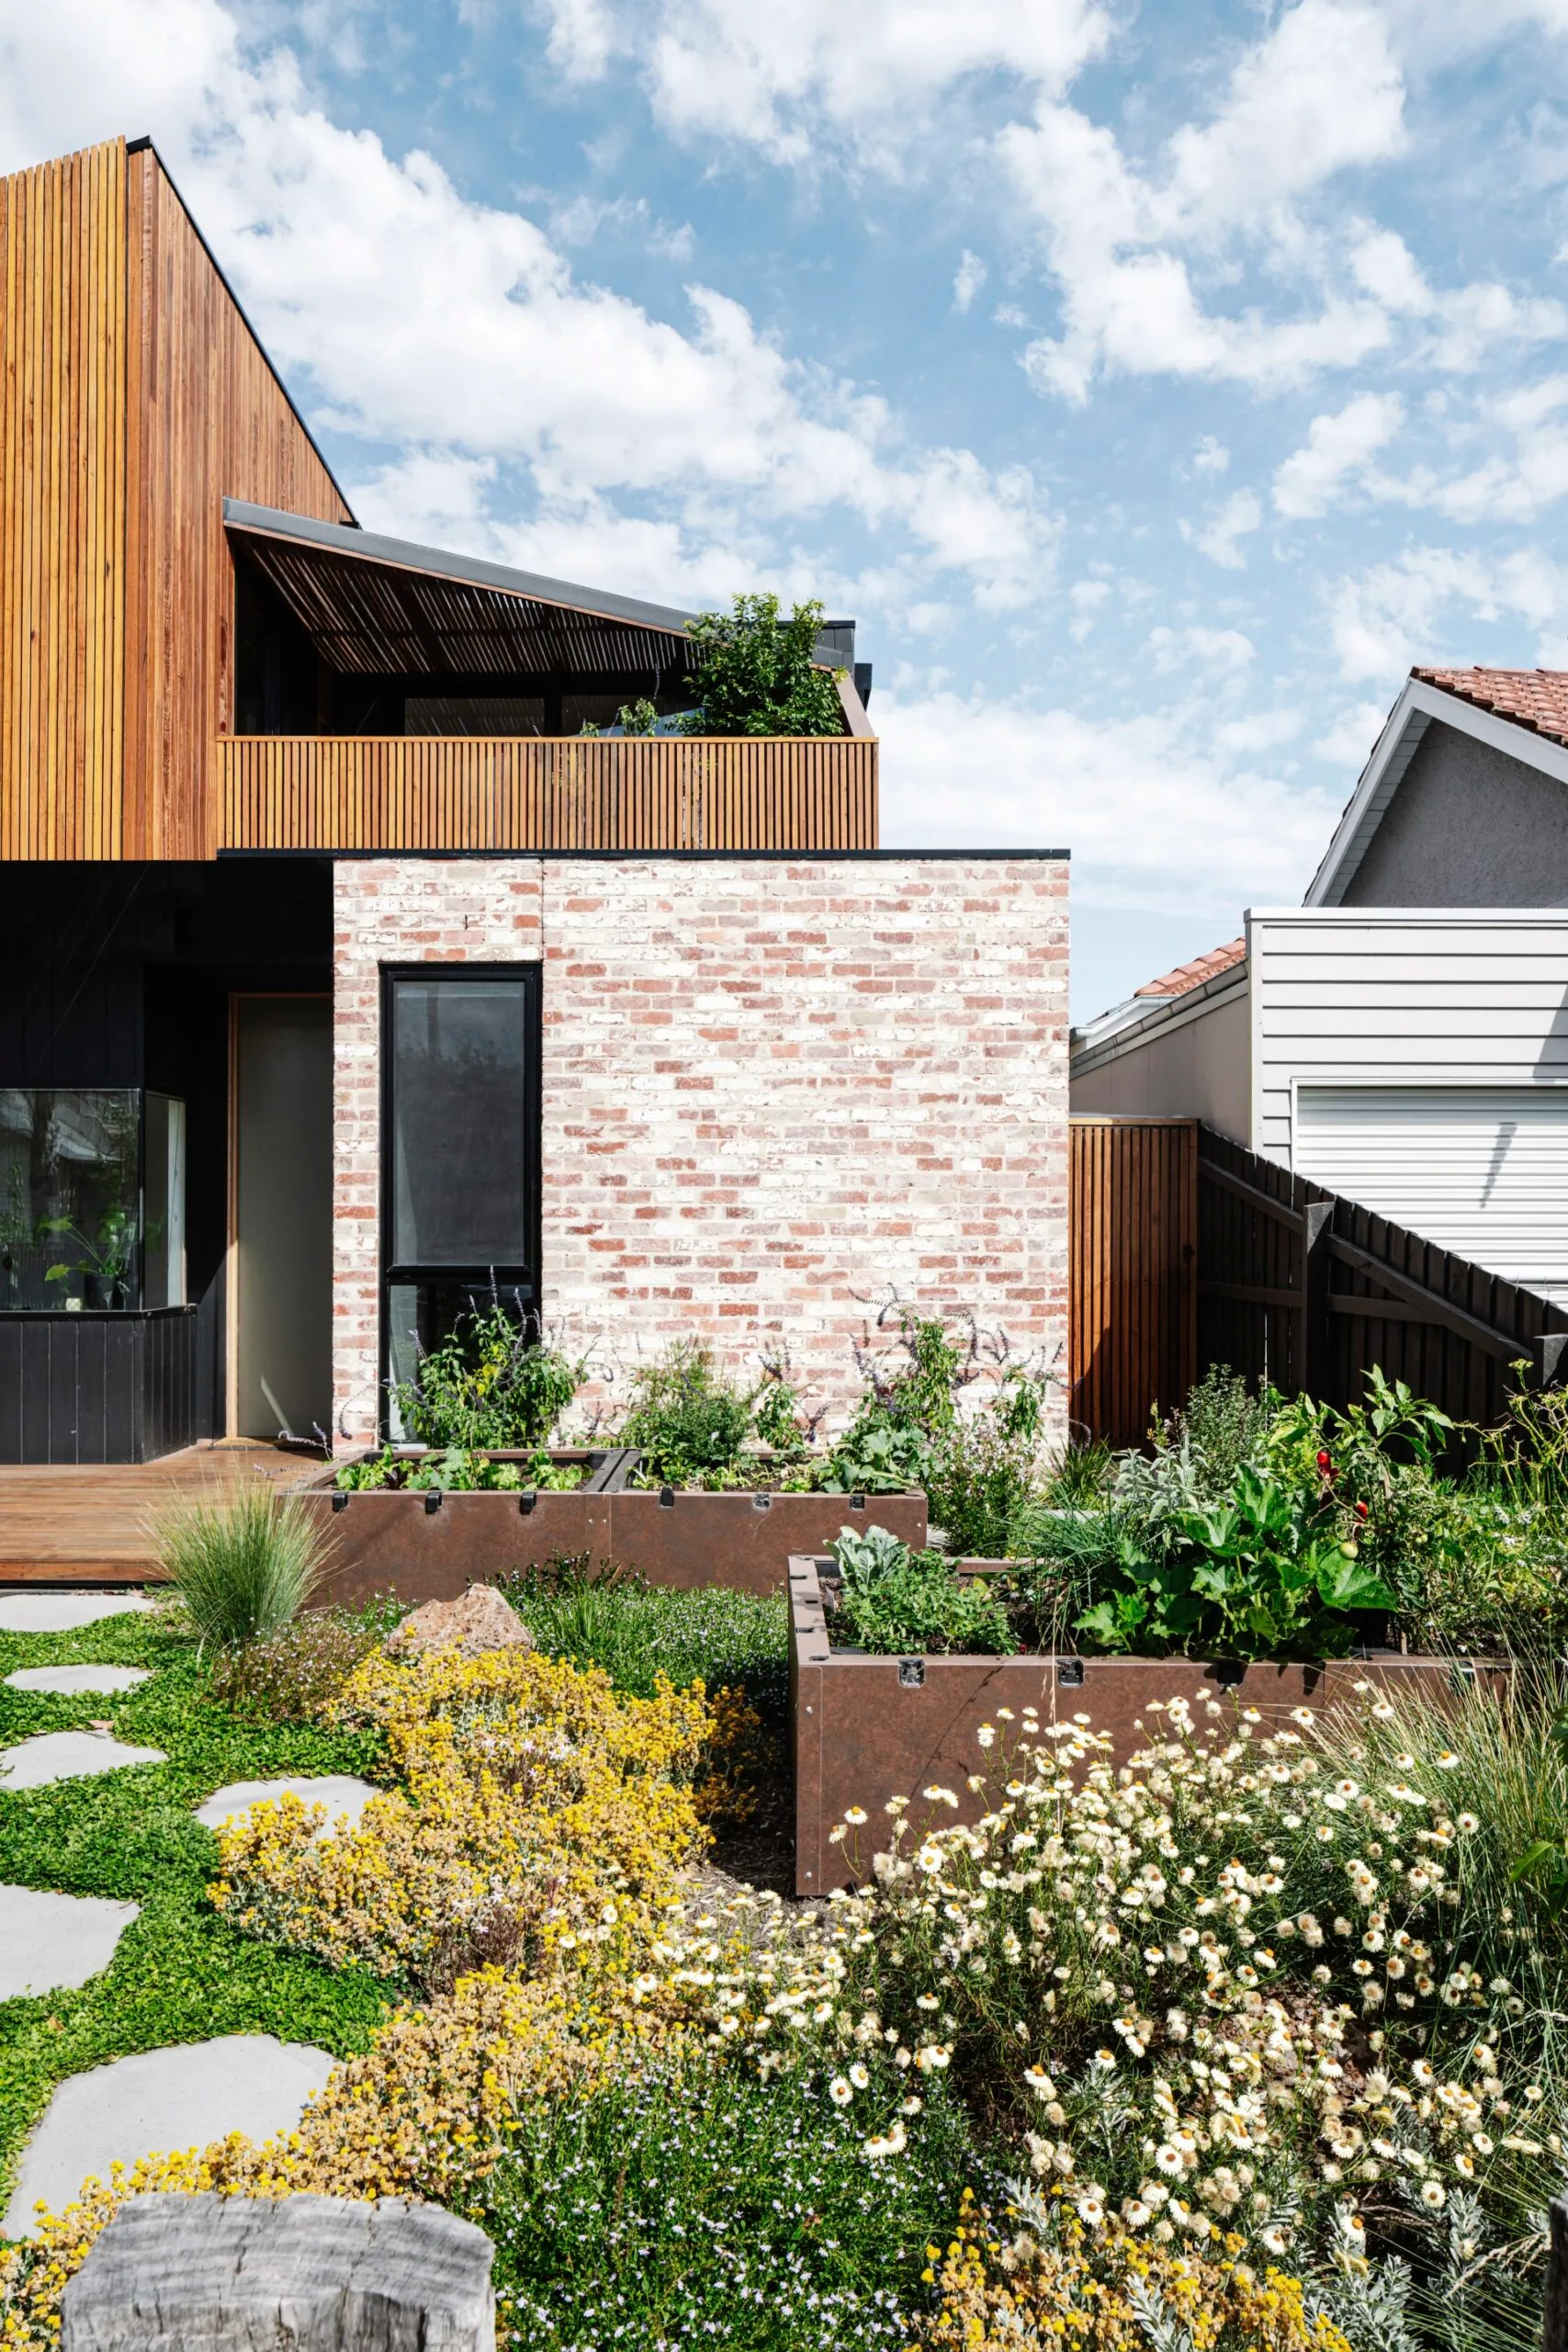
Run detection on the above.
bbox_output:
[787,1552,1511,1896]
[288,1450,927,1609]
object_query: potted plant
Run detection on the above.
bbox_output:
[42,1204,139,1308]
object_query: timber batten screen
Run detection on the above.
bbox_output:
[218,733,879,852]
[0,139,129,862]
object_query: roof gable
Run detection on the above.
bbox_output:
[1305,668,1568,907]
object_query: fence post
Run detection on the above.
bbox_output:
[1301,1201,1333,1399]
[1534,1332,1568,1389]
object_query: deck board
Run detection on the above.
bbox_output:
[0,1443,315,1583]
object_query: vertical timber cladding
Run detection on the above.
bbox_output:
[1069,1117,1198,1449]
[123,142,351,860]
[0,139,128,860]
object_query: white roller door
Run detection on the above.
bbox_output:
[1295,1084,1568,1301]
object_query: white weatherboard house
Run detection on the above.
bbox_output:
[1071,666,1568,1302]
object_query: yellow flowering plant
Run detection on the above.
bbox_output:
[917,2186,1353,2350]
[211,1645,714,1988]
[1,1968,696,2352]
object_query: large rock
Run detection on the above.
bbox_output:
[61,2192,495,2352]
[384,1587,533,1663]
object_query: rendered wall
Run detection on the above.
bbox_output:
[1069,983,1249,1141]
[1341,720,1568,907]
[331,855,1069,1448]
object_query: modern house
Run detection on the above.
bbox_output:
[0,136,1068,1464]
[1071,666,1568,1300]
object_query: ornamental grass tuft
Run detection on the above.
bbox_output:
[156,1487,329,1653]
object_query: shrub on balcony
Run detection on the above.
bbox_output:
[680,594,847,738]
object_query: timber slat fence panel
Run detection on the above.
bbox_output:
[1069,1119,1197,1449]
[1195,1125,1568,1425]
[217,734,879,854]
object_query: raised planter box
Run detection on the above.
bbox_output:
[789,1552,1512,1896]
[290,1454,928,1609]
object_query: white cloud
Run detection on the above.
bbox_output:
[953,249,987,313]
[1192,436,1230,477]
[875,688,1337,916]
[1329,544,1568,681]
[1311,698,1394,768]
[530,0,1112,168]
[0,0,1055,619]
[1147,624,1255,673]
[1272,391,1404,519]
[1003,3,1408,401]
[1182,488,1263,570]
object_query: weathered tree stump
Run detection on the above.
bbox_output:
[61,2193,494,2352]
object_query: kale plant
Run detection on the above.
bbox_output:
[828,1523,1014,1656]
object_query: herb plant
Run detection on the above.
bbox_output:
[828,1524,1014,1656]
[334,1446,582,1493]
[501,1555,789,1712]
[391,1300,582,1451]
[619,1340,755,1487]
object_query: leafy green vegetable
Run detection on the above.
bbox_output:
[828,1524,1014,1657]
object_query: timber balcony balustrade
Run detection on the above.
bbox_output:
[215,731,880,854]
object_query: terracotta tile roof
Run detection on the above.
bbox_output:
[1134,937,1247,1000]
[1412,664,1568,748]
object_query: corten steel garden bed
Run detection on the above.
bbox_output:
[288,1453,929,1609]
[788,1553,1514,1896]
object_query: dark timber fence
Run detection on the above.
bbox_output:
[1068,1116,1568,1442]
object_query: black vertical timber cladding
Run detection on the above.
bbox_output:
[1196,1122,1568,1425]
[0,1310,197,1463]
[0,858,333,1445]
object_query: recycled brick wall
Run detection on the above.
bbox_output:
[331,855,1068,1449]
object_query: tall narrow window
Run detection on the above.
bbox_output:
[382,967,541,1432]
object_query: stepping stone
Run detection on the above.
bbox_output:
[0,1884,140,2002]
[2,2033,335,2237]
[0,1730,166,1790]
[0,1592,151,1634]
[5,1665,151,1695]
[195,1776,381,1836]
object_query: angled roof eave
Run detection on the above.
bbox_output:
[1304,673,1568,906]
[1069,956,1250,1077]
[223,499,703,639]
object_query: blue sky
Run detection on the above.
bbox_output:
[6,0,1568,1015]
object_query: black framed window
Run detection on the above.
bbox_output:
[381,967,541,1432]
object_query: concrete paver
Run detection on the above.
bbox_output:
[0,1730,166,1789]
[0,1883,140,2003]
[194,1776,381,1837]
[3,2035,335,2236]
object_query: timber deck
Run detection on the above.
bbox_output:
[0,1443,312,1584]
